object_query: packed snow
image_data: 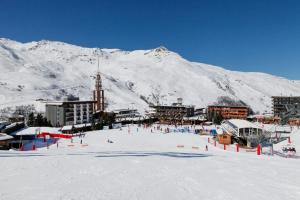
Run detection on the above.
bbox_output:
[0,125,300,200]
[1,38,300,113]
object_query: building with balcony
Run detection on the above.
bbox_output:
[272,96,300,120]
[149,98,195,124]
[45,97,95,127]
[207,105,249,121]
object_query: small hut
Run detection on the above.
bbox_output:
[0,133,13,150]
[218,132,232,145]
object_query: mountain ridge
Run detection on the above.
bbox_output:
[1,38,300,114]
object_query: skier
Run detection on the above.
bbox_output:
[205,145,208,151]
[107,139,113,143]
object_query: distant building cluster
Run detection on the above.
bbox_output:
[2,61,300,129]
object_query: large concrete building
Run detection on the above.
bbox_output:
[272,96,300,116]
[45,97,95,127]
[272,96,300,124]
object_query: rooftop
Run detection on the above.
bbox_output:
[208,105,249,108]
[11,127,61,136]
[112,109,138,112]
[0,133,13,141]
[272,96,300,98]
[151,104,194,108]
[61,123,92,131]
[225,119,262,129]
[46,100,96,106]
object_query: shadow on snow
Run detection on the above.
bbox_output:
[0,151,212,159]
[94,151,211,158]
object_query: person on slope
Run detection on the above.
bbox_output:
[107,139,114,143]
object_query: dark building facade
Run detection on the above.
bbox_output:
[272,96,300,117]
[150,105,195,120]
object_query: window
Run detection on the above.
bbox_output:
[245,128,250,136]
[258,129,262,135]
[239,129,244,137]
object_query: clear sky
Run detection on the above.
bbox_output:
[0,0,299,79]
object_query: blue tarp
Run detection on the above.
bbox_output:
[22,138,58,151]
[210,129,217,136]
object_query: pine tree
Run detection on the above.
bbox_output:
[27,112,35,127]
[42,117,52,127]
[35,113,44,126]
[214,113,224,125]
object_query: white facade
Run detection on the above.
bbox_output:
[46,100,94,127]
[73,103,91,125]
[221,119,263,137]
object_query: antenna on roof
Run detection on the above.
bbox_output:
[97,48,100,73]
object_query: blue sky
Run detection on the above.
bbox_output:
[0,0,300,79]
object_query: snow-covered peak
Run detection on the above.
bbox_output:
[0,38,300,113]
[153,46,169,52]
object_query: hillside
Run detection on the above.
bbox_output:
[1,38,300,113]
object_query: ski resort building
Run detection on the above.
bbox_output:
[221,119,263,137]
[45,96,95,127]
[272,96,300,116]
[61,123,92,134]
[272,96,300,124]
[207,105,249,121]
[113,109,142,122]
[221,119,264,146]
[247,114,281,124]
[149,99,195,123]
[112,109,145,124]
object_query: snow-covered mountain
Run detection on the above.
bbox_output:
[1,38,300,113]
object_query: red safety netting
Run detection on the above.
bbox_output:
[37,132,72,139]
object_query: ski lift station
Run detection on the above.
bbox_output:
[221,119,263,138]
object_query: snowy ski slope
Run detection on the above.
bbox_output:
[0,125,300,200]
